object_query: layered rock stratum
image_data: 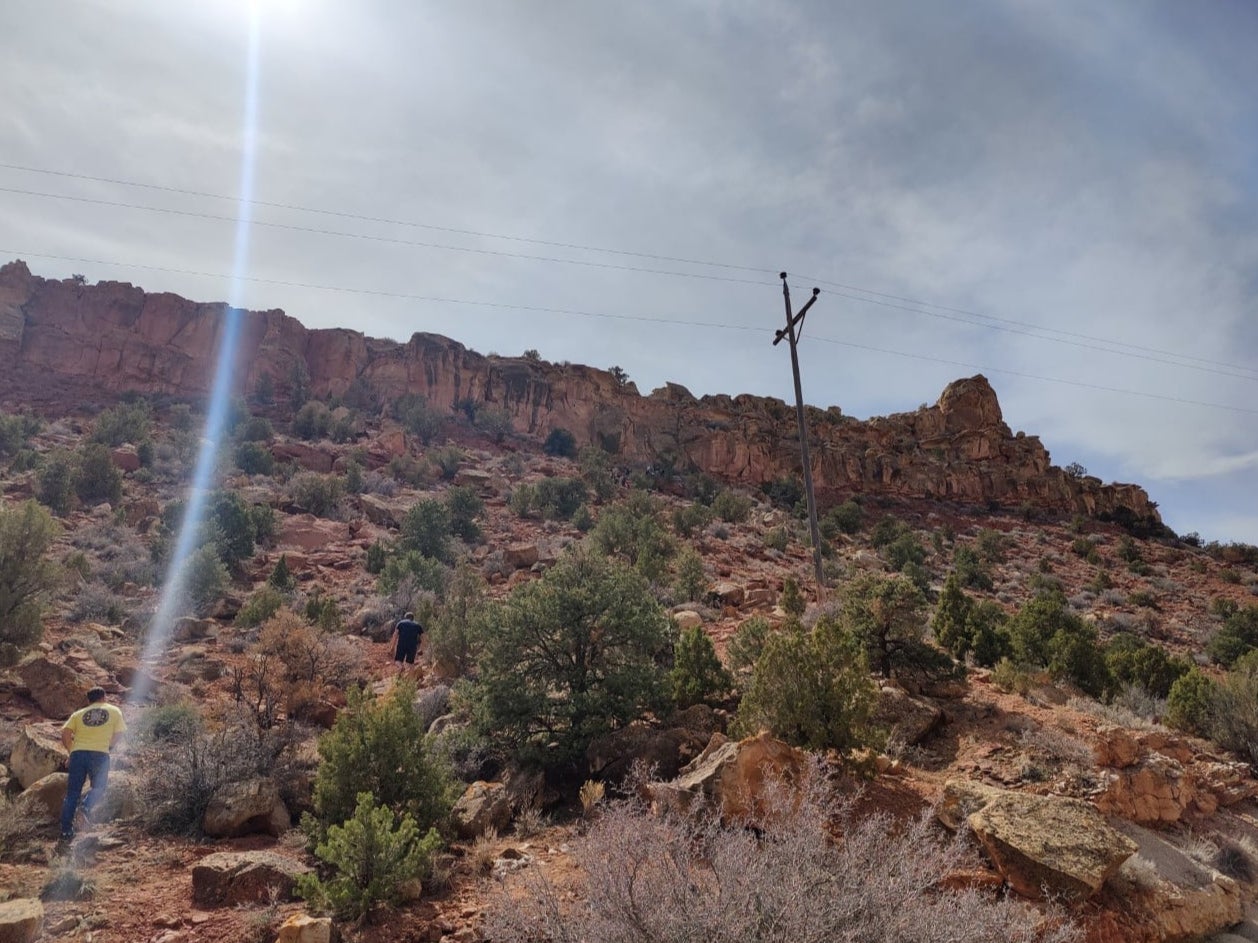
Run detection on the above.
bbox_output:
[0,260,1158,521]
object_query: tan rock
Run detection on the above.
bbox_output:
[708,581,744,608]
[202,778,290,838]
[0,898,43,943]
[966,789,1136,899]
[10,724,68,789]
[16,656,90,719]
[15,772,67,822]
[359,493,402,528]
[1096,753,1195,826]
[648,732,807,824]
[110,446,141,472]
[503,543,540,569]
[275,913,333,943]
[873,686,943,746]
[190,851,310,908]
[672,610,703,630]
[1094,725,1141,769]
[451,781,512,839]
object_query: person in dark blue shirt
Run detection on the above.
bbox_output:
[392,611,424,673]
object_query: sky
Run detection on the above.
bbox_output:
[0,0,1255,542]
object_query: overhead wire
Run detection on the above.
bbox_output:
[1,162,1255,377]
[4,245,1256,417]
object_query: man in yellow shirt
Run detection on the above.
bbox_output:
[59,687,126,842]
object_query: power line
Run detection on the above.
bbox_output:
[5,246,1256,417]
[2,161,1255,378]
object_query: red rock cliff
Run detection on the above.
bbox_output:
[0,260,1159,521]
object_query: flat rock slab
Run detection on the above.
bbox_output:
[190,850,310,908]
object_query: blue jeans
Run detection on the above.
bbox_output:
[60,750,110,836]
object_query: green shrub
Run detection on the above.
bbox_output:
[91,400,152,446]
[36,451,76,516]
[400,500,453,563]
[475,406,512,443]
[780,577,806,618]
[287,472,345,519]
[822,500,863,536]
[1127,590,1159,610]
[953,545,993,590]
[237,415,274,442]
[0,410,40,457]
[543,427,577,458]
[761,477,803,512]
[590,491,675,582]
[307,680,455,841]
[578,446,616,502]
[74,443,123,506]
[298,792,441,922]
[1211,597,1240,620]
[870,516,911,549]
[237,586,285,628]
[1007,590,1110,697]
[0,501,58,665]
[268,554,294,591]
[571,504,594,532]
[974,528,1007,564]
[535,477,588,520]
[427,564,489,678]
[884,532,926,572]
[182,545,228,616]
[392,394,445,445]
[345,459,364,495]
[734,617,878,753]
[509,484,535,518]
[293,401,332,440]
[378,551,448,598]
[764,526,790,553]
[672,546,706,602]
[1207,605,1258,667]
[727,615,770,685]
[1210,653,1258,766]
[208,491,258,568]
[445,485,483,542]
[838,573,947,681]
[1104,633,1188,700]
[469,550,673,768]
[365,540,387,575]
[711,489,752,524]
[428,446,463,480]
[672,503,712,538]
[1165,669,1218,737]
[235,441,274,475]
[669,626,731,708]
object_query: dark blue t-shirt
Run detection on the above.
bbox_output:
[395,619,423,649]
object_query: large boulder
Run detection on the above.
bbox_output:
[647,732,807,823]
[190,851,310,908]
[872,686,944,746]
[1096,753,1196,826]
[10,724,68,789]
[16,657,89,719]
[15,772,67,822]
[0,899,43,943]
[943,779,1136,900]
[275,913,333,943]
[502,543,540,569]
[586,721,711,783]
[202,777,290,838]
[451,781,512,839]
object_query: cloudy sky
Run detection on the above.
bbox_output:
[1,0,1255,541]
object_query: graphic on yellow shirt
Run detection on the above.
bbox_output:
[63,703,126,753]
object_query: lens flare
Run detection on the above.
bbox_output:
[130,7,263,706]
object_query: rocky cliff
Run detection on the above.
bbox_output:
[0,260,1159,521]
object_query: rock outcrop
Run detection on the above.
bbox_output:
[201,777,290,838]
[190,851,310,908]
[10,724,68,789]
[648,732,808,823]
[0,261,1159,521]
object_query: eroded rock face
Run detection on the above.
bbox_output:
[275,914,333,943]
[16,657,90,719]
[1096,753,1196,826]
[0,261,1160,522]
[190,851,309,908]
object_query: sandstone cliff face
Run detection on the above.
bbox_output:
[0,260,1159,521]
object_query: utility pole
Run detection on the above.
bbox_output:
[773,273,825,601]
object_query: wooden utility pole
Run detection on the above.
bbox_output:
[773,273,825,601]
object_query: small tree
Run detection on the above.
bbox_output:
[298,792,441,922]
[544,427,577,458]
[1165,669,1218,737]
[400,499,453,563]
[672,546,706,602]
[0,501,58,665]
[470,550,673,768]
[735,617,878,753]
[932,571,973,658]
[37,450,77,516]
[427,563,489,678]
[669,625,732,709]
[307,680,455,842]
[838,573,941,680]
[780,577,807,619]
[727,615,771,687]
[444,485,484,543]
[182,545,228,616]
[269,554,294,591]
[74,443,123,506]
[1207,605,1258,667]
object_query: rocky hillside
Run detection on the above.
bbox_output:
[0,260,1158,521]
[1,264,1256,943]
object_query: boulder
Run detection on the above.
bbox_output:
[672,610,703,631]
[708,581,744,608]
[10,724,68,789]
[172,617,214,642]
[503,543,540,569]
[1096,753,1196,826]
[190,851,310,908]
[91,770,140,822]
[202,777,290,838]
[872,686,944,746]
[586,721,710,783]
[0,899,43,943]
[1094,725,1142,769]
[648,732,807,823]
[1194,761,1258,811]
[359,493,402,528]
[275,913,334,943]
[953,781,1137,899]
[110,446,141,472]
[16,657,89,719]
[15,772,67,822]
[451,781,512,839]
